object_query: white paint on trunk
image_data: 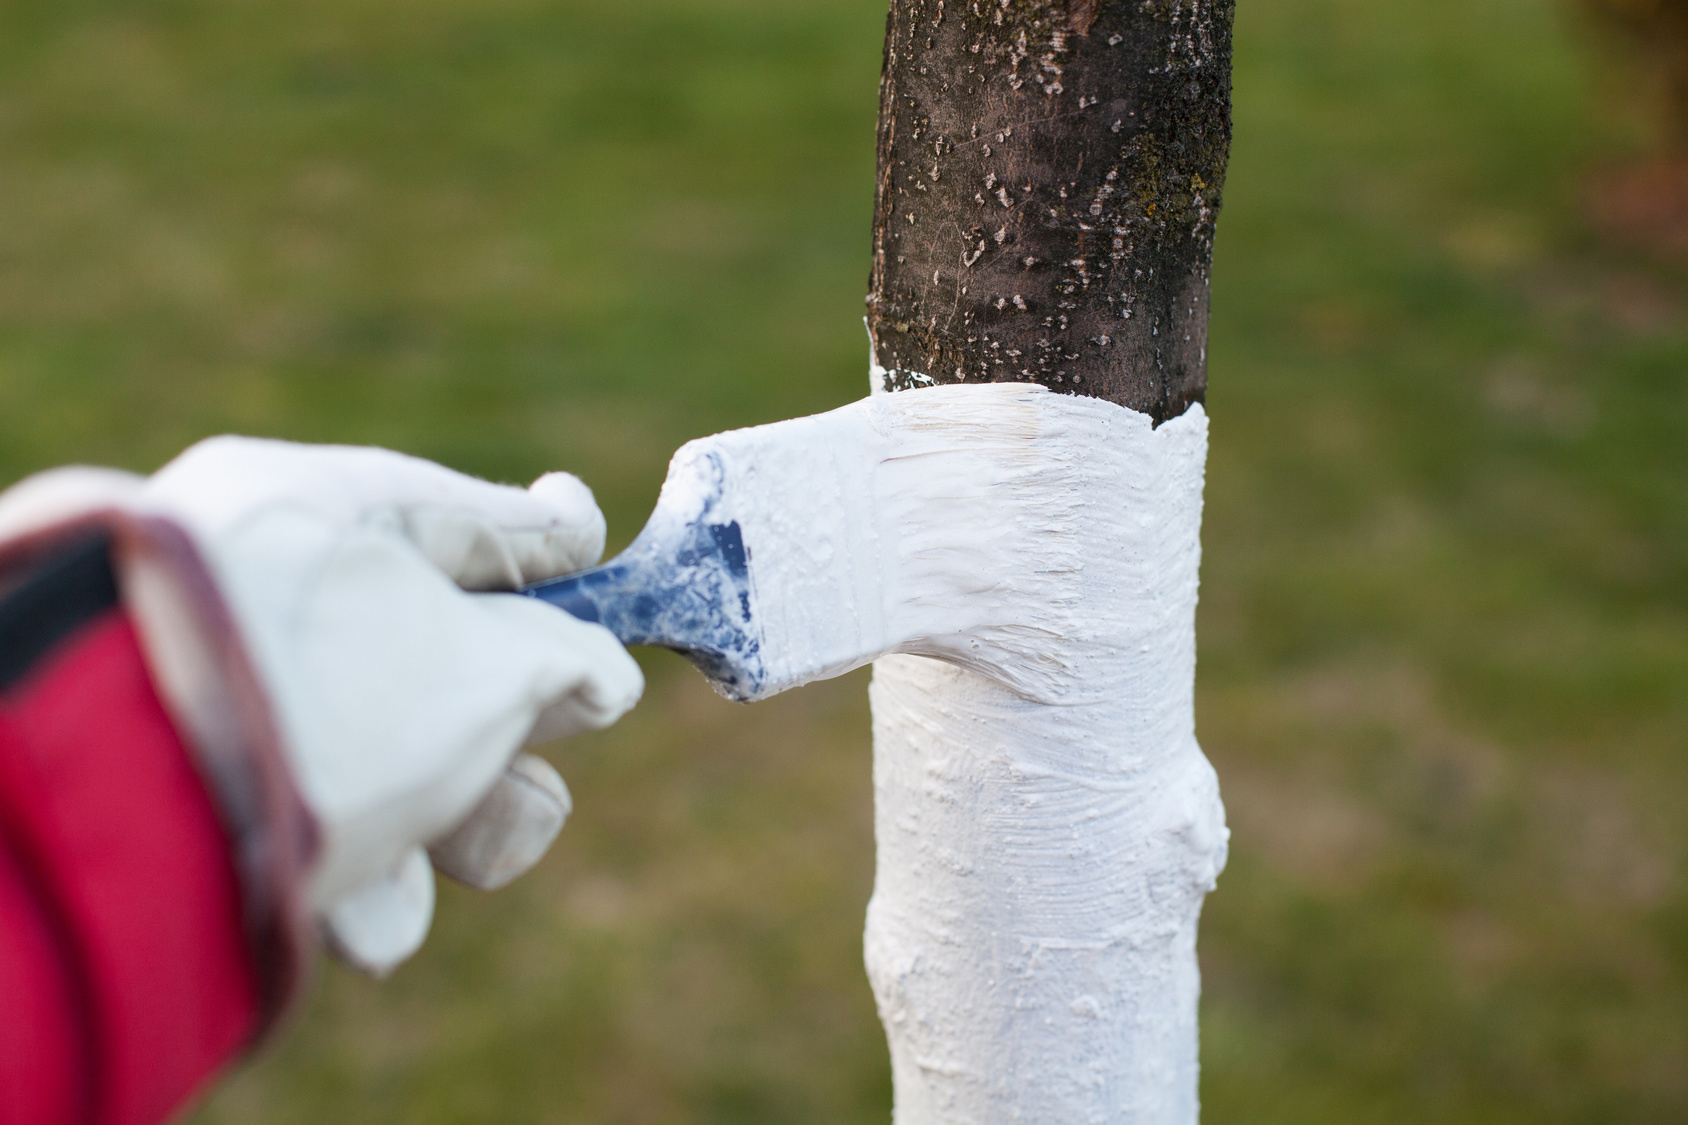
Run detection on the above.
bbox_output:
[859,375,1226,1123]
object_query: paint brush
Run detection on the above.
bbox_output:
[523,382,1207,704]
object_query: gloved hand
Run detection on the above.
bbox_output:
[0,439,643,977]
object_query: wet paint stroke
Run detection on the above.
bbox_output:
[531,382,1204,707]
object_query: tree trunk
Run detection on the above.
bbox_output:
[867,0,1232,422]
[861,3,1233,1121]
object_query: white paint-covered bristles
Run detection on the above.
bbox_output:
[673,383,1178,702]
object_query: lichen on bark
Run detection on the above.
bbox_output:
[867,0,1233,423]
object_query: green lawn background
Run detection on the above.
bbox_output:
[2,0,1685,1121]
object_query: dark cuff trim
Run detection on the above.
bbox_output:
[0,534,120,694]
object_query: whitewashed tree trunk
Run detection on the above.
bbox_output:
[861,1,1232,1116]
[860,397,1226,1123]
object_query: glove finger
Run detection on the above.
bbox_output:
[476,594,646,744]
[322,846,436,977]
[429,754,571,891]
[401,471,607,591]
[147,437,607,589]
[284,561,644,906]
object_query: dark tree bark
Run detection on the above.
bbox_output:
[867,0,1233,424]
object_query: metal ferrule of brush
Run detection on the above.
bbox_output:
[522,451,768,701]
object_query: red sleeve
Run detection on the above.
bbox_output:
[0,610,261,1125]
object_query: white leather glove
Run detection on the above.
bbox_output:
[0,440,643,976]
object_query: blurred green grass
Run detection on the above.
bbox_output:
[2,0,1685,1121]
